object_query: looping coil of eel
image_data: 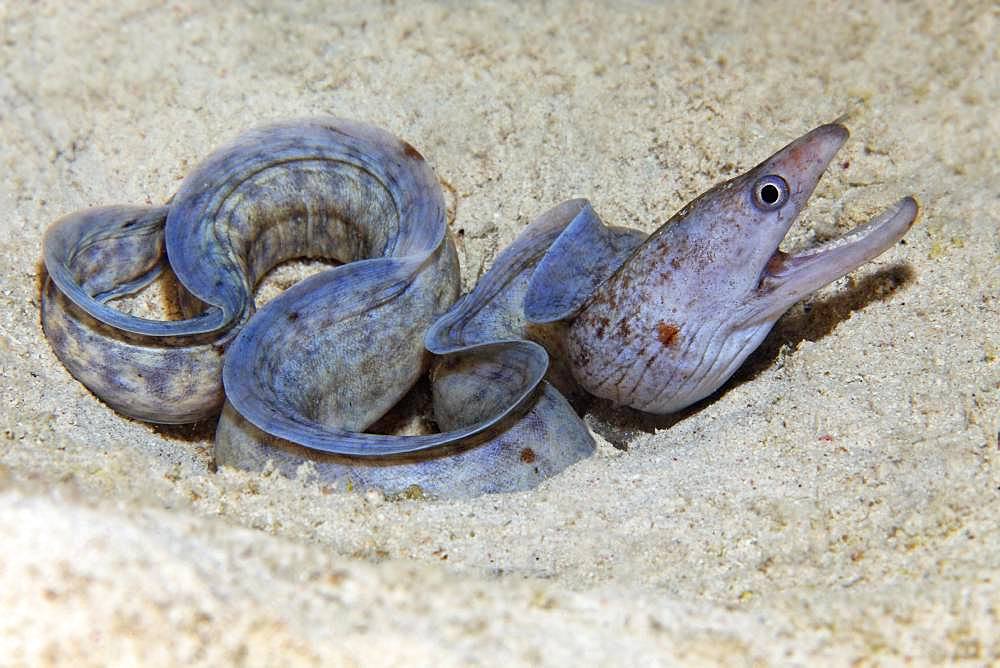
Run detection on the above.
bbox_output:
[40,117,918,498]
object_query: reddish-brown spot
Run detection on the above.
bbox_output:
[656,321,679,347]
[617,319,632,338]
[818,434,834,442]
[402,142,424,161]
[520,448,536,463]
[841,160,850,169]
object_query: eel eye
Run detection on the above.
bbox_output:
[752,175,790,211]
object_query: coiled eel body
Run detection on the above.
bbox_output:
[41,117,917,498]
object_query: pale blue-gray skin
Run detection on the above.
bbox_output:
[524,123,918,413]
[42,204,229,422]
[41,118,917,498]
[210,120,918,497]
[41,119,589,483]
[216,200,602,497]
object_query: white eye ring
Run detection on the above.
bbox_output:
[752,175,790,210]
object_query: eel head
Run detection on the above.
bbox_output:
[564,122,918,414]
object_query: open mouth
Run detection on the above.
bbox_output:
[751,123,918,324]
[761,196,917,290]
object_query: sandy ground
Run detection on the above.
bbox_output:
[1,1,998,665]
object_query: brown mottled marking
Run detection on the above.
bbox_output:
[401,141,424,161]
[765,250,788,275]
[586,313,611,340]
[656,321,679,346]
[519,447,536,463]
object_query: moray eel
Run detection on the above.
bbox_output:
[40,118,916,497]
[526,123,918,413]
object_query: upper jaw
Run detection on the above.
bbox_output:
[759,122,850,202]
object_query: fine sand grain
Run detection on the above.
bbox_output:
[1,1,998,665]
